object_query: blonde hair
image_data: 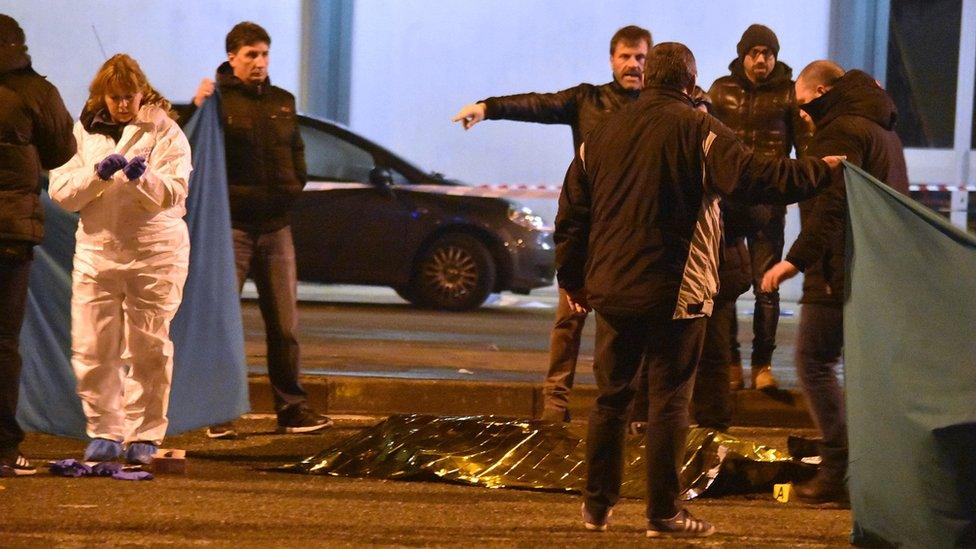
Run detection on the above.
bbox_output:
[84,53,175,120]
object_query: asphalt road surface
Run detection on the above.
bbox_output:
[4,417,850,547]
[243,284,806,388]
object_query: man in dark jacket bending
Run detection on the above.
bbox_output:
[453,25,651,423]
[0,14,75,476]
[556,42,843,538]
[762,61,908,503]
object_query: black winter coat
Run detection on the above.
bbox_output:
[214,62,307,233]
[482,80,640,152]
[786,70,909,306]
[0,47,75,243]
[555,87,832,318]
[709,60,813,230]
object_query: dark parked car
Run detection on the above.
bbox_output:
[291,115,554,310]
[168,101,558,311]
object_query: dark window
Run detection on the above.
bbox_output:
[299,126,375,182]
[886,0,961,147]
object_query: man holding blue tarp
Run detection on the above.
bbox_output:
[762,60,908,504]
[191,21,332,438]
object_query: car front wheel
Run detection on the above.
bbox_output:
[409,234,496,311]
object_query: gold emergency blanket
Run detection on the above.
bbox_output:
[286,414,812,499]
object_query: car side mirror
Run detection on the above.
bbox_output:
[369,167,393,187]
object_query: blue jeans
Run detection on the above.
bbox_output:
[232,226,307,413]
[796,304,847,478]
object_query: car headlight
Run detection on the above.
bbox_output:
[508,206,548,231]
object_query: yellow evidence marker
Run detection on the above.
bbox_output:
[774,483,792,503]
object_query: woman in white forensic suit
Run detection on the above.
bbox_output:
[49,54,191,465]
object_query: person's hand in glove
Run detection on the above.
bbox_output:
[95,153,128,180]
[122,156,147,181]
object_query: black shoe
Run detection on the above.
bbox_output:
[277,406,333,434]
[794,469,849,504]
[581,502,612,532]
[646,509,715,538]
[206,422,239,439]
[0,453,37,477]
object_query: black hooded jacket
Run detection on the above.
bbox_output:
[0,46,75,243]
[555,87,831,317]
[786,70,909,306]
[481,80,641,152]
[213,62,306,233]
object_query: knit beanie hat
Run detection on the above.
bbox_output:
[737,24,779,60]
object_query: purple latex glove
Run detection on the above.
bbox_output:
[91,461,123,477]
[49,459,92,477]
[122,156,147,181]
[95,154,128,180]
[112,469,154,481]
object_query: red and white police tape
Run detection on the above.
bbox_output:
[305,181,975,200]
[304,181,563,199]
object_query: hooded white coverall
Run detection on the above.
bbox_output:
[49,104,191,444]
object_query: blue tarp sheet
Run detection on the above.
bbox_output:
[844,162,976,547]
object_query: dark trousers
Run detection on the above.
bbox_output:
[796,304,847,478]
[692,299,735,431]
[542,288,588,414]
[0,245,32,458]
[232,226,307,413]
[629,300,733,431]
[585,311,706,520]
[731,227,784,366]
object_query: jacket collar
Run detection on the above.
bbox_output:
[216,61,271,96]
[0,44,30,75]
[640,85,695,106]
[608,78,642,100]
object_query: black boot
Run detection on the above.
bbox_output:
[794,467,849,504]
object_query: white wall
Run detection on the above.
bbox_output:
[347,1,832,300]
[0,0,303,116]
[349,0,832,185]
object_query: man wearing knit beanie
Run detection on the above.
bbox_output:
[708,24,811,395]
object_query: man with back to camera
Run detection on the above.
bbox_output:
[0,13,76,476]
[452,25,651,424]
[192,21,332,438]
[708,23,813,391]
[761,60,908,503]
[555,41,845,538]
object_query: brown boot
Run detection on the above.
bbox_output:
[751,365,778,391]
[729,363,744,391]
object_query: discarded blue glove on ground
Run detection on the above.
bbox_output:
[48,459,153,481]
[49,459,91,477]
